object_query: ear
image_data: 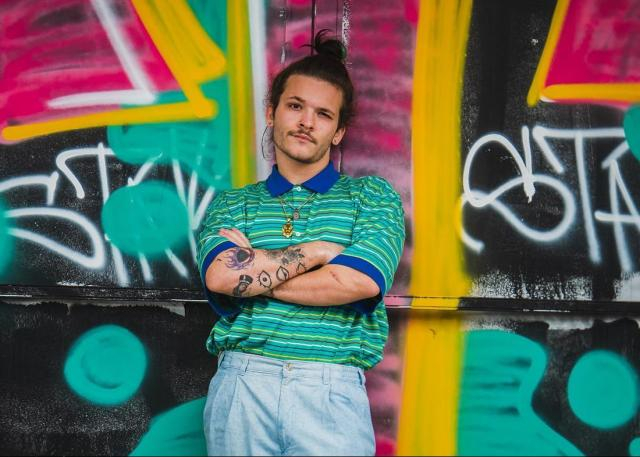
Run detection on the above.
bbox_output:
[332,127,346,146]
[266,105,274,127]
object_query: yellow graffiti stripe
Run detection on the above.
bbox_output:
[2,0,225,142]
[132,0,224,118]
[397,311,465,456]
[160,0,227,83]
[2,102,218,142]
[408,0,472,304]
[227,0,256,188]
[541,83,640,103]
[527,0,571,107]
[397,0,473,455]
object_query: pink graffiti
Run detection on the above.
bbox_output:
[546,0,640,87]
[403,0,419,25]
[0,0,178,131]
[342,1,415,300]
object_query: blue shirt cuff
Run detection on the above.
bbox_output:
[200,241,240,316]
[328,254,386,314]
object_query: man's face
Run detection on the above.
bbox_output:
[267,74,346,165]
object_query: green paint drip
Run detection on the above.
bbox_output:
[458,330,583,456]
[101,181,189,257]
[625,105,640,162]
[629,437,640,456]
[0,200,14,275]
[64,325,147,406]
[568,350,638,429]
[130,397,207,456]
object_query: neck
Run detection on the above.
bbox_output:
[275,153,330,184]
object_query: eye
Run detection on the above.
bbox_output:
[288,103,301,110]
[319,112,332,119]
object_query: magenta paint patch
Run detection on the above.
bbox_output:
[292,32,309,49]
[546,0,640,86]
[403,0,419,25]
[0,0,179,134]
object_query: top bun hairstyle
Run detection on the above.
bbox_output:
[268,29,354,130]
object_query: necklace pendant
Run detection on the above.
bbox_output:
[282,219,293,238]
[293,210,300,220]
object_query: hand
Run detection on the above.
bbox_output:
[219,228,252,248]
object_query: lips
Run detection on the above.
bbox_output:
[291,132,314,143]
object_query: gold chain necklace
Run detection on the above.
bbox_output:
[278,192,317,238]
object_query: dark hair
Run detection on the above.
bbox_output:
[268,29,355,130]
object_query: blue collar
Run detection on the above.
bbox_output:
[265,161,340,197]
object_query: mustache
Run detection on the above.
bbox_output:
[289,130,316,144]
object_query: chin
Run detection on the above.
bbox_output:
[284,147,324,164]
[287,153,321,164]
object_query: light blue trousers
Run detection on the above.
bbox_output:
[203,351,375,456]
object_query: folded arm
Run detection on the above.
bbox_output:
[205,240,339,298]
[269,264,380,306]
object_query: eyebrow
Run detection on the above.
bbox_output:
[287,96,336,117]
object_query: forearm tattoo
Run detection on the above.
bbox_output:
[266,247,305,266]
[276,266,289,281]
[223,247,308,297]
[233,274,253,297]
[224,247,255,270]
[258,271,272,288]
[265,246,308,280]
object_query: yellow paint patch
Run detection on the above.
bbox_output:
[527,0,571,107]
[397,0,473,454]
[408,0,472,303]
[397,310,465,456]
[2,101,218,142]
[541,83,640,103]
[132,0,225,117]
[227,0,256,188]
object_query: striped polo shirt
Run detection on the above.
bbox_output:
[196,161,405,369]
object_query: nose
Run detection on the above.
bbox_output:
[298,110,314,130]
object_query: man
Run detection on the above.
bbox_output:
[197,30,405,456]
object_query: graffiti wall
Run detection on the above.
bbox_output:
[3,0,640,455]
[0,0,255,300]
[396,0,640,455]
[0,0,260,454]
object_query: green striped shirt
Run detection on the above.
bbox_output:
[196,162,405,369]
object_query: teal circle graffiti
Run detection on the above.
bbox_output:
[0,200,13,275]
[101,181,189,257]
[568,350,639,429]
[64,325,147,406]
[630,437,640,456]
[625,105,640,162]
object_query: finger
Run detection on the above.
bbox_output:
[231,229,252,248]
[230,228,252,247]
[222,228,250,247]
[218,228,241,244]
